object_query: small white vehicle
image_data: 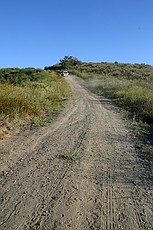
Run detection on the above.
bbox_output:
[61,71,69,76]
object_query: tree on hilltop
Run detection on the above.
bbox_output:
[60,56,81,69]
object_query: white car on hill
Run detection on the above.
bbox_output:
[61,71,69,76]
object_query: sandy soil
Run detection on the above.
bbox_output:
[0,75,152,230]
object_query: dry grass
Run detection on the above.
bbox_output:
[116,84,153,124]
[0,70,71,140]
[78,73,153,125]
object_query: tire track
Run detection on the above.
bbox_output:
[26,111,91,229]
[0,201,21,226]
[28,162,70,229]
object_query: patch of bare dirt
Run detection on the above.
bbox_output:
[0,76,152,229]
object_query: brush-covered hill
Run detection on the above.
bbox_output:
[45,56,153,80]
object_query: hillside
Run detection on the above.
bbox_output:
[45,59,153,80]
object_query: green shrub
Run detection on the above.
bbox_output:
[0,68,45,85]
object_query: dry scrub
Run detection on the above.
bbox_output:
[0,69,71,140]
[77,73,153,125]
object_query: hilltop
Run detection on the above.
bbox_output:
[44,56,153,80]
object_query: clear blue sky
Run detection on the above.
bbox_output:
[0,0,153,68]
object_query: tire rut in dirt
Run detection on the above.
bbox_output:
[27,114,91,229]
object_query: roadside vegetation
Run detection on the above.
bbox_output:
[78,71,153,125]
[0,68,71,140]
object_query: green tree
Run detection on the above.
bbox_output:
[60,56,80,69]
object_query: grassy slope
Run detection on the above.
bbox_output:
[0,68,71,140]
[68,62,153,125]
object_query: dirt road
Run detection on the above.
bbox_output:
[0,75,152,230]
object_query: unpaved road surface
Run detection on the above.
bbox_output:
[0,76,153,230]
